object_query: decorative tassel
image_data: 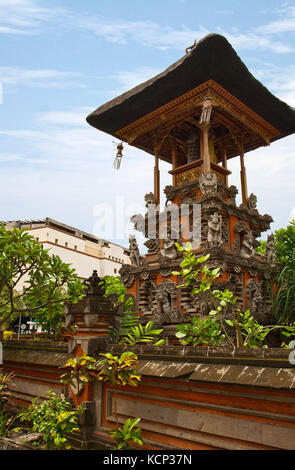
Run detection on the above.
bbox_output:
[199,97,212,125]
[113,142,124,170]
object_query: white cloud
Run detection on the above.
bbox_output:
[0,0,293,56]
[256,5,295,34]
[0,66,83,89]
[73,17,292,54]
[0,0,65,34]
[249,63,295,106]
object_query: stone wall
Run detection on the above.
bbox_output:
[3,339,295,450]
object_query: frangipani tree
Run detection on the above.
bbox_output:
[0,224,85,339]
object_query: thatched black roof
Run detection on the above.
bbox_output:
[86,34,295,144]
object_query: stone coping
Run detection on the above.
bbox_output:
[106,344,295,369]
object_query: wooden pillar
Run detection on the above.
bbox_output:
[239,139,248,204]
[221,136,228,187]
[202,125,211,173]
[154,152,160,206]
[171,138,178,186]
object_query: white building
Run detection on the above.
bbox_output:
[5,217,130,281]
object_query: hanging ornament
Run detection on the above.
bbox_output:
[113,141,124,170]
[199,97,212,125]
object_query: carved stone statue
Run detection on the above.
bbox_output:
[130,213,145,235]
[240,230,255,259]
[199,172,217,197]
[129,235,141,266]
[247,193,257,212]
[144,192,156,208]
[160,238,178,260]
[154,280,180,323]
[207,212,223,248]
[265,233,276,268]
[246,279,263,319]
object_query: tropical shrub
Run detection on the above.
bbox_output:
[60,354,98,395]
[0,224,85,339]
[104,277,165,346]
[173,242,295,348]
[96,352,141,427]
[107,417,143,450]
[18,391,84,449]
[0,370,15,437]
[175,316,225,346]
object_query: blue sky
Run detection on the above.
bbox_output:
[0,0,294,249]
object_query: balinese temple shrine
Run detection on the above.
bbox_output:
[87,34,295,340]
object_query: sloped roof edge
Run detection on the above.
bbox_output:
[86,33,295,144]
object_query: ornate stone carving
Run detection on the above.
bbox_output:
[163,185,174,205]
[144,238,160,255]
[199,172,218,197]
[144,192,156,208]
[119,264,135,288]
[129,235,142,266]
[139,280,156,315]
[84,270,104,295]
[130,213,145,235]
[227,273,244,309]
[154,280,181,323]
[160,238,178,260]
[246,279,264,321]
[265,233,276,269]
[240,230,255,259]
[247,193,258,212]
[83,314,99,328]
[207,212,223,248]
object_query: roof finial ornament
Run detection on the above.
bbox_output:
[185,40,197,54]
[113,141,124,170]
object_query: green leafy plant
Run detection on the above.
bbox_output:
[105,280,165,346]
[261,221,295,323]
[0,370,15,437]
[175,315,225,346]
[18,390,84,449]
[107,417,143,450]
[96,352,141,427]
[173,242,295,348]
[0,224,85,340]
[225,310,295,348]
[60,354,98,395]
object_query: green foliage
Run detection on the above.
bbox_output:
[0,409,15,437]
[104,279,165,346]
[225,310,295,348]
[256,240,267,255]
[172,242,220,293]
[173,242,295,348]
[100,275,126,303]
[118,321,165,346]
[60,354,98,395]
[0,224,85,335]
[263,221,295,323]
[96,352,141,428]
[96,352,141,388]
[18,391,84,449]
[0,370,16,437]
[175,316,225,346]
[107,417,143,450]
[0,370,14,409]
